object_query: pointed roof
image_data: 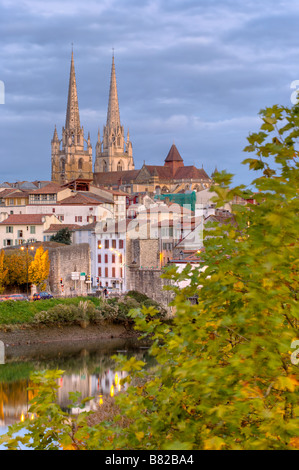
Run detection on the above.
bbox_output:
[65,50,81,131]
[106,55,120,129]
[165,144,184,163]
[52,125,59,142]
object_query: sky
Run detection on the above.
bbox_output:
[0,0,299,187]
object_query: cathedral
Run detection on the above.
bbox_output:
[51,52,212,193]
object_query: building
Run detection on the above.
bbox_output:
[51,51,93,184]
[0,213,62,247]
[94,55,134,174]
[93,143,212,194]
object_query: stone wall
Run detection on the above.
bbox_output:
[127,266,174,307]
[47,243,91,296]
[125,237,174,307]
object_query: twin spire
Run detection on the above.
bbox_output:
[106,54,121,129]
[65,50,121,134]
[65,50,81,132]
[52,48,134,182]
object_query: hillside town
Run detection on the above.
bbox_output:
[0,52,255,305]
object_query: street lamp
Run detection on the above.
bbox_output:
[20,244,34,297]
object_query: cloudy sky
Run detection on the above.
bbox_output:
[0,0,298,187]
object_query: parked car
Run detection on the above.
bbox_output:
[32,292,54,301]
[0,294,29,302]
[8,294,29,302]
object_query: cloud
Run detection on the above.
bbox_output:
[0,0,298,186]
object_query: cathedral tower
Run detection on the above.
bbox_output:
[51,51,93,184]
[94,55,134,173]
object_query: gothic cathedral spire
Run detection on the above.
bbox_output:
[94,54,134,174]
[65,50,81,132]
[51,50,93,184]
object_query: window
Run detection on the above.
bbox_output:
[34,195,40,201]
[42,194,47,201]
[119,254,122,263]
[52,208,55,213]
[98,267,102,277]
[49,194,55,201]
[105,267,108,278]
[112,254,115,263]
[98,240,102,249]
[17,230,23,238]
[59,215,64,222]
[9,198,14,205]
[112,267,116,278]
[112,240,116,248]
[105,254,108,263]
[75,216,82,223]
[119,239,123,249]
[120,267,123,278]
[30,226,36,234]
[105,239,109,249]
[98,254,101,263]
[6,226,13,233]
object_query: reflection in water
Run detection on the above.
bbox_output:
[0,338,150,429]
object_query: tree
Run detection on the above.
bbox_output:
[50,228,72,245]
[3,250,33,288]
[28,246,50,291]
[0,250,8,294]
[1,102,298,450]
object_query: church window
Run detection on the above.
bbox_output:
[78,158,83,170]
[117,161,123,171]
[103,161,108,172]
[60,158,65,173]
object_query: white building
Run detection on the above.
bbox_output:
[0,213,62,247]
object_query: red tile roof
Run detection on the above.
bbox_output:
[165,144,183,162]
[58,193,108,205]
[29,182,63,195]
[0,214,54,225]
[43,223,80,233]
[173,166,211,181]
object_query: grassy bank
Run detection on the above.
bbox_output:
[0,292,167,326]
[0,296,104,325]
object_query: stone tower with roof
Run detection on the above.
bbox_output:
[51,51,93,184]
[94,55,134,174]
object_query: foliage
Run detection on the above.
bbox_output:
[126,290,150,303]
[28,246,50,291]
[1,102,299,450]
[50,228,72,245]
[0,296,102,325]
[0,250,8,294]
[3,250,33,288]
[33,300,100,326]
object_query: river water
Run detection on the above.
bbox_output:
[0,337,151,448]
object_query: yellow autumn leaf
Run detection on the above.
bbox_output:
[234,281,245,291]
[276,376,299,392]
[135,431,144,441]
[204,437,226,450]
[290,437,299,449]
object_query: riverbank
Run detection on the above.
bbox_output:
[0,322,138,349]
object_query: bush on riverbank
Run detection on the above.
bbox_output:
[0,296,103,325]
[0,292,166,327]
[32,294,166,327]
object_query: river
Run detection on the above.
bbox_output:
[0,337,151,449]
